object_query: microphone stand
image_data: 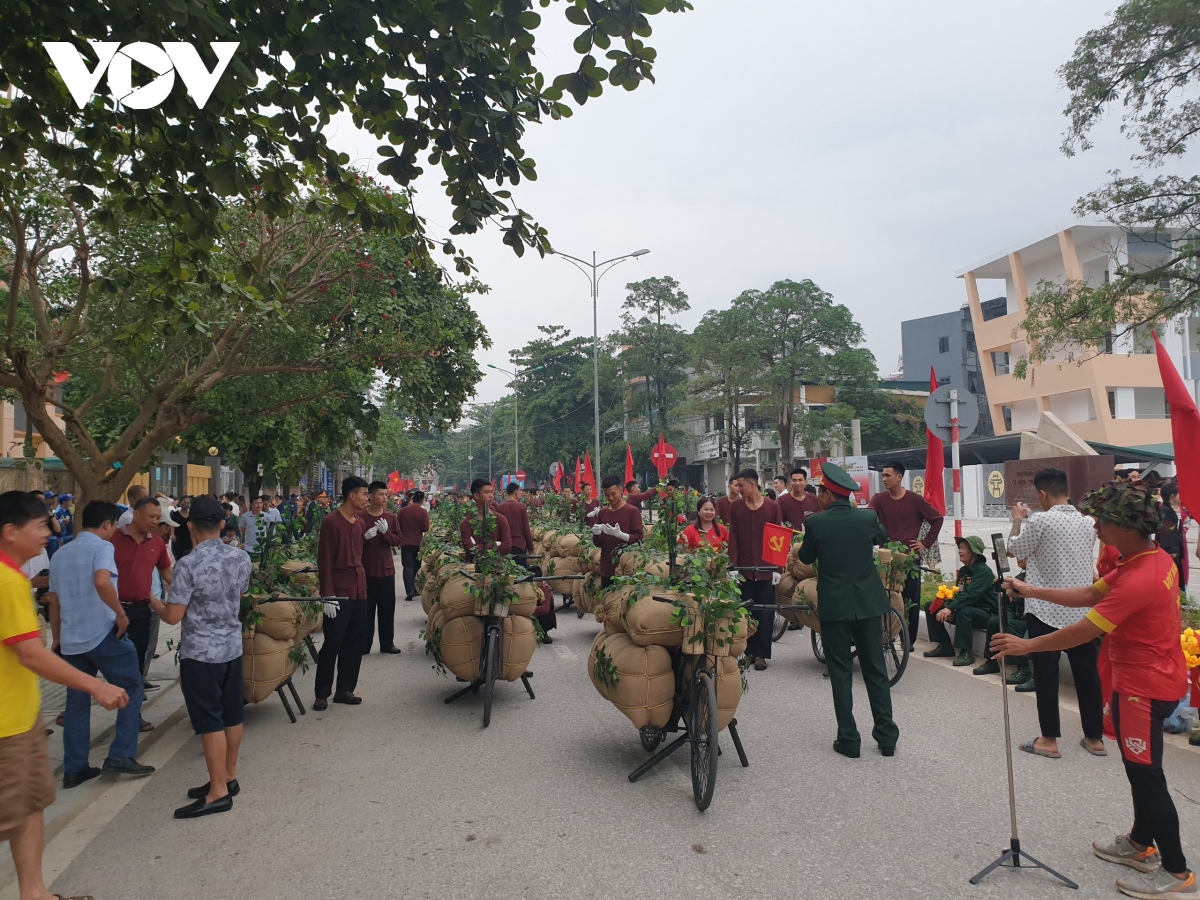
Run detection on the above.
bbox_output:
[969,534,1077,889]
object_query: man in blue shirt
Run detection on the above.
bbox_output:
[47,501,154,788]
[54,495,74,546]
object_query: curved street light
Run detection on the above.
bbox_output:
[486,363,545,478]
[550,248,649,477]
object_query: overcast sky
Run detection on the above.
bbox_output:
[330,0,1134,406]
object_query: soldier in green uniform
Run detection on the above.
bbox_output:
[924,536,996,667]
[798,463,899,758]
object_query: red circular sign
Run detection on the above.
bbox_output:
[515,470,526,480]
[650,441,678,473]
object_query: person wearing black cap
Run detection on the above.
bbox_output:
[147,495,251,818]
[924,535,996,668]
[798,462,898,758]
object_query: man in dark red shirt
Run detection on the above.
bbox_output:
[714,476,740,524]
[625,480,657,512]
[314,476,371,710]
[460,479,511,562]
[580,483,601,521]
[777,467,822,531]
[868,461,943,646]
[110,497,172,697]
[496,483,534,567]
[727,468,782,670]
[593,476,644,588]
[359,481,403,655]
[397,490,430,602]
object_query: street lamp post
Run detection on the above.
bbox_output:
[486,364,545,478]
[550,248,649,480]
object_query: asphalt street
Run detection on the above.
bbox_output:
[23,594,1200,900]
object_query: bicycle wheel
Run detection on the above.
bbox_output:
[482,627,500,728]
[810,627,825,664]
[771,612,787,642]
[882,608,909,686]
[690,667,719,811]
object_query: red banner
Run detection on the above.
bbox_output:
[573,456,581,492]
[1154,332,1200,516]
[387,471,402,493]
[553,461,563,492]
[624,443,635,486]
[583,451,597,495]
[761,522,791,567]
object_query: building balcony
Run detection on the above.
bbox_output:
[972,310,1024,353]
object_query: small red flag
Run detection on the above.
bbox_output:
[1153,332,1200,514]
[624,443,635,487]
[387,471,402,493]
[553,461,563,491]
[574,456,582,492]
[583,451,597,495]
[761,522,791,567]
[924,366,946,515]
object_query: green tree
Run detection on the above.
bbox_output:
[1021,0,1200,357]
[731,280,877,467]
[836,388,929,453]
[618,275,691,433]
[687,306,759,472]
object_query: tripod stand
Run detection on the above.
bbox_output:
[969,534,1077,889]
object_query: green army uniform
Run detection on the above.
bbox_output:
[798,463,899,756]
[925,537,996,665]
[973,572,1031,684]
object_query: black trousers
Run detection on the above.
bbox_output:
[121,603,153,682]
[740,579,775,660]
[901,573,921,647]
[365,575,396,651]
[400,546,420,599]
[314,598,370,699]
[1113,693,1188,873]
[1025,614,1105,740]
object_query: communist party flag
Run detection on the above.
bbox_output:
[924,366,946,515]
[761,522,791,567]
[1154,332,1200,514]
[553,461,564,491]
[387,471,402,493]
[573,456,582,492]
[624,443,635,486]
[582,451,597,495]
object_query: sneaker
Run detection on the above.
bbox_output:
[1093,834,1162,873]
[753,658,768,671]
[952,651,976,667]
[1006,669,1032,685]
[1116,868,1197,898]
[1014,678,1037,692]
[972,659,1000,676]
[143,681,160,692]
[923,643,955,658]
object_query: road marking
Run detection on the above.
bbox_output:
[553,643,577,662]
[0,708,196,900]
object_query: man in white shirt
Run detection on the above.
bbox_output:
[1008,467,1105,758]
[116,484,148,527]
[238,497,269,555]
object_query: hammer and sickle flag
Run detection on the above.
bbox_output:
[762,522,791,567]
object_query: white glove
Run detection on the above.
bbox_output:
[323,601,339,619]
[375,517,389,534]
[587,506,599,518]
[363,525,380,540]
[591,524,604,536]
[726,571,742,583]
[771,572,781,586]
[610,527,631,543]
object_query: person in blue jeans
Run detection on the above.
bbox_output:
[47,500,155,788]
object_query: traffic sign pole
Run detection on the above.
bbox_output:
[950,389,963,538]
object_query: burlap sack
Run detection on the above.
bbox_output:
[587,632,674,730]
[242,631,296,703]
[615,551,641,577]
[576,572,600,614]
[877,549,909,594]
[255,599,299,642]
[791,578,821,631]
[887,590,905,638]
[583,546,601,574]
[715,655,743,732]
[542,530,561,557]
[643,558,670,578]
[437,573,477,622]
[678,594,753,656]
[502,616,537,681]
[775,573,798,606]
[625,591,686,648]
[421,591,434,615]
[786,542,814,580]
[545,556,582,595]
[507,580,539,618]
[438,613,483,683]
[557,533,583,558]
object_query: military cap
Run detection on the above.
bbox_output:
[955,535,986,557]
[819,462,859,497]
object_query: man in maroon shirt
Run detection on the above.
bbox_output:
[314,475,371,710]
[580,483,601,521]
[715,476,740,524]
[777,467,822,531]
[496,483,534,567]
[359,481,403,655]
[625,480,658,512]
[593,476,644,588]
[110,497,172,699]
[460,479,511,562]
[397,490,430,601]
[727,468,782,670]
[867,461,944,647]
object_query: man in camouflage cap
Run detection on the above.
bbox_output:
[924,535,997,667]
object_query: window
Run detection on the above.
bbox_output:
[714,412,725,431]
[991,351,1010,376]
[1001,406,1013,432]
[965,331,976,352]
[1107,390,1116,419]
[938,336,950,353]
[967,371,979,393]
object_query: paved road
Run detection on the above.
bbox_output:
[17,595,1200,900]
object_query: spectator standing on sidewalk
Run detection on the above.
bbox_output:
[397,491,430,601]
[54,494,74,546]
[867,461,944,648]
[148,496,252,819]
[169,496,194,561]
[1007,466,1105,758]
[47,501,154,788]
[116,484,148,527]
[0,490,128,900]
[359,481,403,655]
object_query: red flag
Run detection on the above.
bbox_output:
[924,367,946,515]
[762,522,791,567]
[652,431,670,479]
[624,443,635,487]
[553,461,563,492]
[574,456,582,492]
[583,451,597,495]
[1154,332,1200,514]
[387,471,402,493]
